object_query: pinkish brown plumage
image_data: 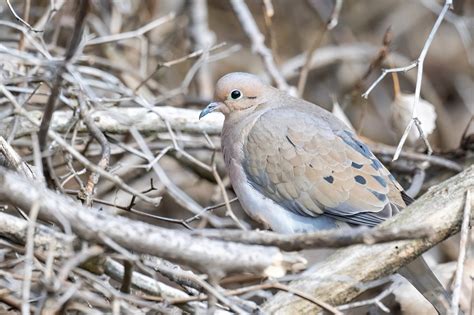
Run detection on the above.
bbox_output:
[199,72,451,314]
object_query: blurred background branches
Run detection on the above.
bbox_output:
[0,0,472,314]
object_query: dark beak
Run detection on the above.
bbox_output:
[199,102,220,119]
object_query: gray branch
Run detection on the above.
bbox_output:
[0,106,224,138]
[0,167,302,277]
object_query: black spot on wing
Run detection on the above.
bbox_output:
[324,175,334,184]
[372,175,387,187]
[369,189,387,202]
[354,175,367,185]
[351,162,363,169]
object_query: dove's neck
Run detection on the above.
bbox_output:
[221,108,268,167]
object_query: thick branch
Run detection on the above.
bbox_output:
[0,167,302,276]
[0,211,75,256]
[0,106,224,138]
[0,211,200,308]
[192,225,434,251]
[0,136,37,180]
[263,165,473,314]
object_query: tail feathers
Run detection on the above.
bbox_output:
[398,256,452,315]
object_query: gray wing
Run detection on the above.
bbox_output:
[243,106,406,227]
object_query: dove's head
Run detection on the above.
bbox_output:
[199,72,269,119]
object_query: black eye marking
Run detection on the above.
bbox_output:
[354,175,367,185]
[230,89,242,100]
[247,96,257,99]
[324,176,334,184]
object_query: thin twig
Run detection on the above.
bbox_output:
[212,163,247,230]
[78,96,111,206]
[86,13,176,46]
[297,0,344,96]
[337,281,400,312]
[327,0,343,30]
[230,0,291,92]
[38,0,90,180]
[5,0,42,33]
[362,0,452,161]
[0,85,162,206]
[450,190,472,315]
[143,256,246,314]
[368,142,463,172]
[135,42,226,92]
[272,282,343,315]
[21,202,40,315]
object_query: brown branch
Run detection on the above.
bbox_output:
[38,0,89,163]
[120,260,133,294]
[262,165,473,313]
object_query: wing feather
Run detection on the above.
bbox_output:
[243,106,406,226]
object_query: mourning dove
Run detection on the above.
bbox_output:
[200,72,450,314]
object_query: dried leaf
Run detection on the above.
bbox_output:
[390,93,437,146]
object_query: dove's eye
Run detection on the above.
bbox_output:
[230,89,242,100]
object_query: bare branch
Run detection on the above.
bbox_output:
[86,13,176,46]
[193,225,434,251]
[78,97,111,206]
[450,190,471,315]
[0,136,37,180]
[0,84,162,206]
[362,0,452,161]
[5,0,42,33]
[230,0,291,92]
[0,167,304,277]
[0,106,224,138]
